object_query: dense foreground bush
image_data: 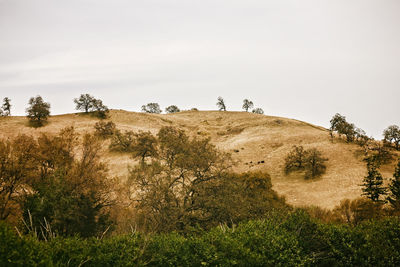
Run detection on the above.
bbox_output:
[2,210,400,266]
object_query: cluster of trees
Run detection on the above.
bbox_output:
[329,113,398,166]
[1,94,110,128]
[141,103,181,114]
[0,97,11,116]
[216,97,264,114]
[329,113,369,143]
[123,126,287,232]
[0,128,113,237]
[305,157,400,226]
[284,145,328,179]
[360,158,400,206]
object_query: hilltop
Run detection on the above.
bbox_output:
[0,110,397,209]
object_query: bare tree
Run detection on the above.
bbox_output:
[216,97,226,111]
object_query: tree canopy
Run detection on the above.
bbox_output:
[26,96,50,127]
[142,103,162,114]
[242,99,254,112]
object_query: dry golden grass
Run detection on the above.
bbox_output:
[0,110,397,209]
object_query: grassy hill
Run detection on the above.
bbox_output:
[0,110,397,209]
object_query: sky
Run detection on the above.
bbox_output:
[0,0,399,138]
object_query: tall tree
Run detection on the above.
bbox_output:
[242,99,254,112]
[383,125,400,150]
[361,160,387,203]
[1,97,11,116]
[216,97,226,111]
[26,96,50,127]
[388,158,400,209]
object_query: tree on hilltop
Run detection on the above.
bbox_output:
[252,108,264,114]
[74,94,95,113]
[26,96,50,127]
[242,99,254,112]
[383,125,400,150]
[142,103,162,114]
[216,97,226,111]
[165,105,180,114]
[74,94,109,118]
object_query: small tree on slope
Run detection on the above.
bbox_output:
[361,160,387,203]
[388,158,400,209]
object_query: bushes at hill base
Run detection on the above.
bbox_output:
[3,211,400,266]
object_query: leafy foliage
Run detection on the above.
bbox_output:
[20,129,113,237]
[165,105,180,113]
[384,125,400,150]
[252,108,264,114]
[141,103,162,114]
[131,131,158,162]
[3,212,400,266]
[329,113,357,142]
[284,146,328,178]
[361,160,387,203]
[94,121,116,138]
[0,128,113,237]
[26,95,51,127]
[109,130,136,152]
[74,94,109,118]
[0,135,37,220]
[127,126,287,232]
[242,99,253,112]
[304,148,328,178]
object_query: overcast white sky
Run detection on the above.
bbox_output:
[0,0,399,138]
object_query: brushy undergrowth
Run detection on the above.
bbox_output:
[2,210,400,266]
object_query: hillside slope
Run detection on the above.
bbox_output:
[0,110,396,209]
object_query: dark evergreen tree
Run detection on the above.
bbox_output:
[361,160,387,203]
[388,158,400,208]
